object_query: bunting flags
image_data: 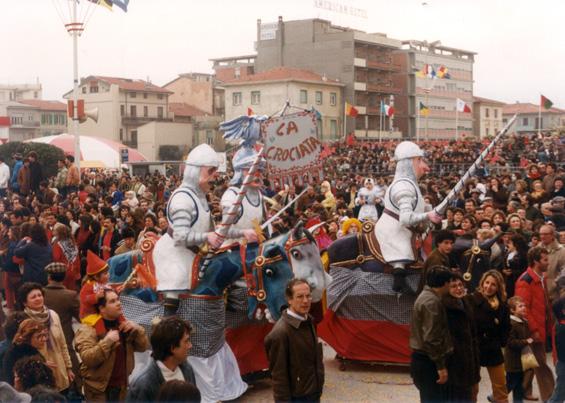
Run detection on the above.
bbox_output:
[419,101,429,117]
[456,98,471,113]
[86,0,129,12]
[345,102,359,117]
[541,95,553,110]
[416,64,451,79]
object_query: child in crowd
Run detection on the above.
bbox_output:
[79,250,111,323]
[504,296,534,403]
[549,297,565,403]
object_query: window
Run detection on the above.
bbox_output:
[233,92,242,106]
[143,106,148,118]
[82,87,86,94]
[41,114,46,124]
[300,90,308,104]
[330,92,337,106]
[494,109,498,118]
[503,118,508,124]
[485,128,489,136]
[131,130,138,145]
[157,94,164,100]
[485,108,489,118]
[119,128,123,141]
[120,105,125,116]
[522,117,528,126]
[235,67,241,79]
[206,130,214,145]
[330,120,337,137]
[89,86,98,93]
[315,91,323,105]
[34,91,38,99]
[130,92,137,98]
[130,105,136,117]
[54,114,58,125]
[251,91,261,105]
[143,93,148,99]
[157,106,164,119]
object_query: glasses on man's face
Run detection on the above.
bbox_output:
[450,283,465,289]
[294,294,313,300]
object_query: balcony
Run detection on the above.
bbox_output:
[121,115,173,126]
[11,120,40,128]
[367,60,400,72]
[366,83,400,95]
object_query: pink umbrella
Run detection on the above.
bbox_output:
[26,133,147,168]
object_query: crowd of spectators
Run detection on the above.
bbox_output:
[0,130,562,401]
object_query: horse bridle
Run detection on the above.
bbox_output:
[244,235,311,302]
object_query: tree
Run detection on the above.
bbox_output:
[0,142,66,178]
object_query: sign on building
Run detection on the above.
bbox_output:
[264,111,323,187]
[260,22,278,40]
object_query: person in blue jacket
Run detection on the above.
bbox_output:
[10,153,23,193]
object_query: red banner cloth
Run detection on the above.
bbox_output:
[318,309,411,364]
[225,323,273,375]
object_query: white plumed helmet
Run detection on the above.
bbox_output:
[185,144,221,167]
[394,141,425,161]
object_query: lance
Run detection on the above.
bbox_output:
[261,187,308,230]
[434,114,517,216]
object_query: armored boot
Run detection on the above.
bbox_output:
[163,296,180,316]
[392,267,415,295]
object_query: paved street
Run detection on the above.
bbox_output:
[239,342,550,402]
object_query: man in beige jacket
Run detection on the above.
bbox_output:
[74,289,148,401]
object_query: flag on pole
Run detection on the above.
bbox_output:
[437,65,451,79]
[541,95,553,110]
[419,101,429,116]
[386,105,394,117]
[456,98,471,113]
[345,102,359,117]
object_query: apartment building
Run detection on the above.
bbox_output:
[473,96,504,138]
[503,103,565,135]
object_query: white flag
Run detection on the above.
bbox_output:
[456,98,466,112]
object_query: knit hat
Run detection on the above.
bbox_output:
[86,250,108,276]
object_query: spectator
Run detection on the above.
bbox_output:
[504,296,533,403]
[13,356,56,393]
[74,289,148,401]
[115,227,136,255]
[502,233,529,298]
[1,319,46,385]
[79,250,111,320]
[127,316,197,402]
[443,273,480,402]
[17,283,74,392]
[2,225,23,311]
[549,297,565,403]
[0,312,28,367]
[14,223,52,286]
[54,159,68,198]
[265,279,325,402]
[0,156,10,198]
[156,380,201,403]
[538,224,565,302]
[17,158,31,197]
[51,223,80,291]
[27,152,42,195]
[409,266,454,402]
[65,155,80,195]
[468,270,510,403]
[515,247,556,402]
[42,262,81,391]
[10,153,23,194]
[99,216,120,260]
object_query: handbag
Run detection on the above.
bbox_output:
[521,345,539,371]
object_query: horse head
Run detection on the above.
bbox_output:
[247,221,332,321]
[289,221,333,302]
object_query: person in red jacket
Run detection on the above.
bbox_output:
[79,250,111,324]
[515,246,555,401]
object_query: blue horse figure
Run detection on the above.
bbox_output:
[109,221,326,322]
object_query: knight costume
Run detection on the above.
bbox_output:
[220,146,266,246]
[374,141,435,293]
[152,143,248,402]
[355,178,382,222]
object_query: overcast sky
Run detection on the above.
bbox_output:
[2,0,564,107]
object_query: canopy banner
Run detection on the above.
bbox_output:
[263,111,323,188]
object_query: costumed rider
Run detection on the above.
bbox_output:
[153,143,257,315]
[355,178,382,222]
[220,146,267,247]
[374,141,442,294]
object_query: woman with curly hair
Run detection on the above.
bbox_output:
[502,233,529,298]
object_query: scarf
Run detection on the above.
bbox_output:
[24,306,50,325]
[58,239,78,264]
[486,294,500,310]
